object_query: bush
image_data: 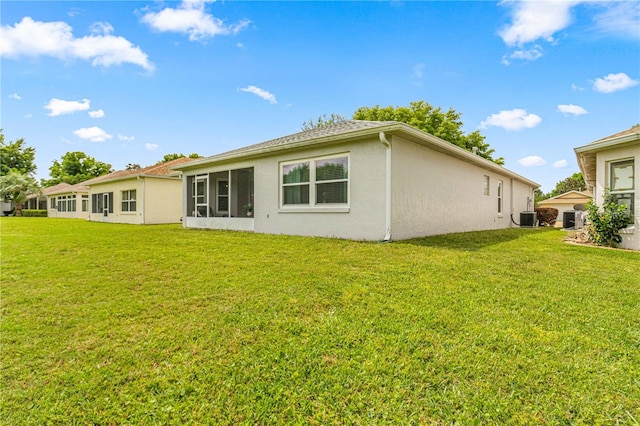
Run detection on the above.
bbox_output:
[534,207,558,226]
[585,190,630,247]
[21,210,47,217]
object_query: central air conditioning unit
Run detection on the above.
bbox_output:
[520,211,537,227]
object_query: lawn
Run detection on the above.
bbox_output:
[1,218,639,424]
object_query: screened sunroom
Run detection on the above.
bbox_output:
[185,168,254,219]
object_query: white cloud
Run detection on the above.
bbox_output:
[9,93,21,100]
[24,113,33,119]
[0,17,154,71]
[593,72,638,93]
[499,1,578,47]
[73,126,112,142]
[518,155,546,167]
[571,83,585,92]
[88,109,105,118]
[553,159,568,168]
[557,104,588,116]
[45,98,90,116]
[118,134,135,141]
[592,2,640,40]
[480,108,542,131]
[412,63,425,79]
[239,85,277,104]
[141,0,250,41]
[509,46,543,62]
[145,143,159,150]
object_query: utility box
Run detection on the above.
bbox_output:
[520,211,537,227]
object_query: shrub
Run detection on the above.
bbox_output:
[21,210,47,217]
[585,189,630,247]
[534,207,558,226]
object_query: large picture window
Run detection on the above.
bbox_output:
[121,190,137,212]
[281,154,349,207]
[610,159,635,221]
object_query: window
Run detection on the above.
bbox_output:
[68,197,76,212]
[282,161,310,205]
[121,190,137,212]
[50,197,57,209]
[281,154,349,207]
[58,196,66,212]
[497,180,503,215]
[610,159,634,221]
[82,195,89,212]
[483,175,490,196]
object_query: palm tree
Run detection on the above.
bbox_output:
[0,170,42,216]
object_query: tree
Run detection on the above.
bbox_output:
[42,152,113,187]
[301,114,347,131]
[156,153,201,164]
[0,170,41,216]
[352,101,504,165]
[0,131,37,176]
[547,172,586,198]
[126,163,141,171]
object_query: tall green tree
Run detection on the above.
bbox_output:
[42,152,113,187]
[301,114,347,131]
[352,101,504,165]
[0,170,41,216]
[547,172,586,198]
[155,153,201,164]
[0,131,37,176]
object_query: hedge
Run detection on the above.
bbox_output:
[21,210,48,217]
[534,207,558,226]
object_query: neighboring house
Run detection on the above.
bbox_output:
[575,124,640,250]
[86,158,195,224]
[172,120,539,241]
[45,180,102,219]
[22,183,72,211]
[538,190,592,228]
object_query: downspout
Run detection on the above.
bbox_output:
[510,178,515,227]
[137,176,145,224]
[379,131,392,241]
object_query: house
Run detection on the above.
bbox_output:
[45,179,103,219]
[172,120,539,241]
[575,124,640,250]
[86,158,195,224]
[22,183,72,212]
[538,190,592,228]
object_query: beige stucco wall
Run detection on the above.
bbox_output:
[593,143,639,250]
[389,136,534,240]
[89,177,184,224]
[143,178,184,224]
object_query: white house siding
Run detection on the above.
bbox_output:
[594,145,639,250]
[183,137,389,240]
[390,136,534,240]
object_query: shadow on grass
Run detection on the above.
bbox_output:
[395,227,557,251]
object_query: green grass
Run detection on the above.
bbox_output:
[1,218,639,424]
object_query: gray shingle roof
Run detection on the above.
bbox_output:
[193,120,397,163]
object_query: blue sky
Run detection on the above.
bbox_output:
[1,0,639,192]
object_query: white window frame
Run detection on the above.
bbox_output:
[194,174,209,217]
[483,175,490,196]
[215,178,229,215]
[82,195,89,212]
[609,159,635,222]
[280,153,350,211]
[121,189,137,213]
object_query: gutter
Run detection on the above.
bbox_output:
[379,131,392,241]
